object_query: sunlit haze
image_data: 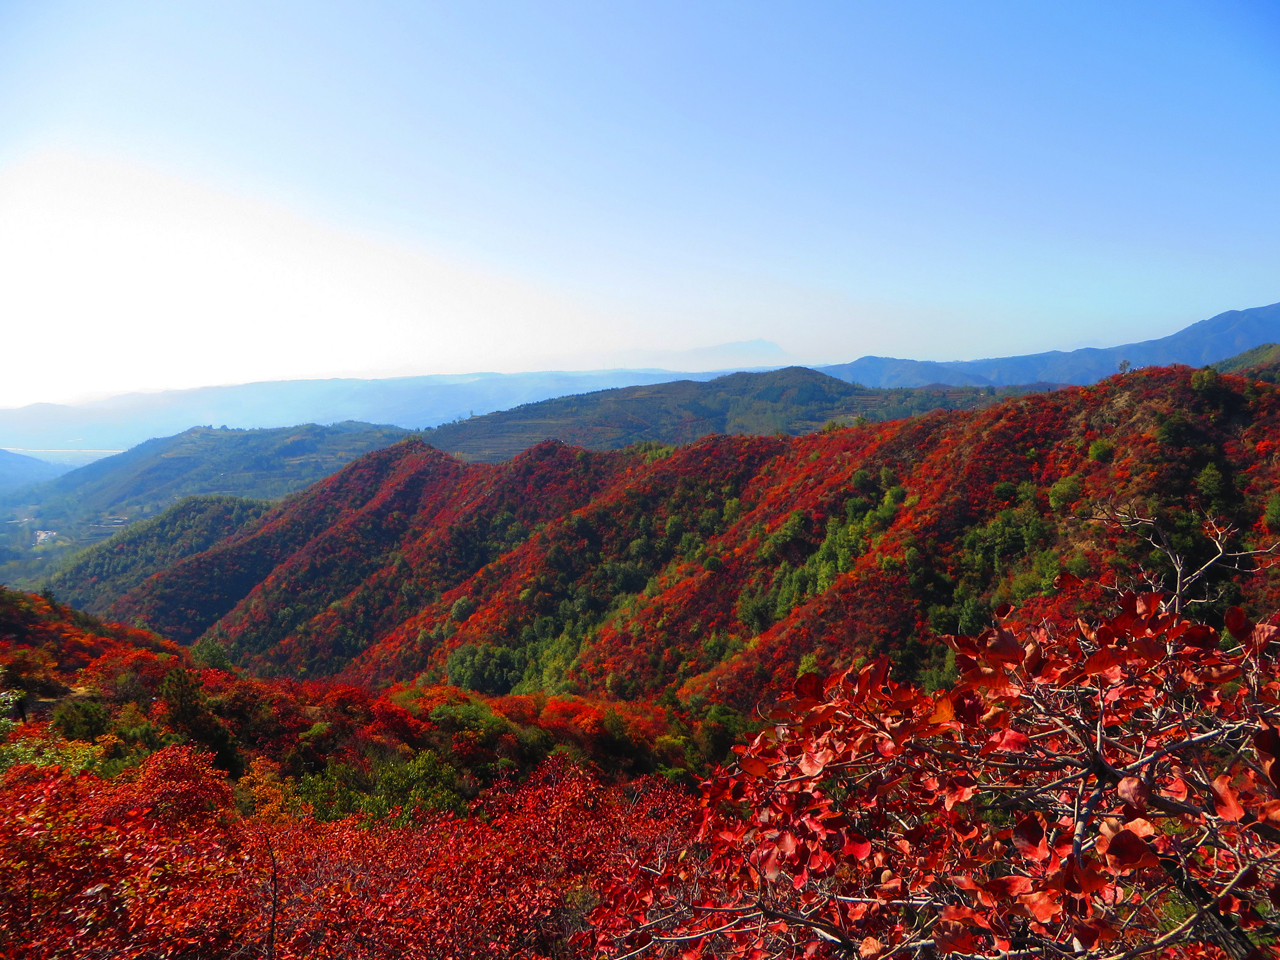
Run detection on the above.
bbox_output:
[2,1,1278,407]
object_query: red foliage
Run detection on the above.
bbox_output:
[593,595,1280,958]
[89,367,1280,710]
[0,746,249,958]
[0,750,693,959]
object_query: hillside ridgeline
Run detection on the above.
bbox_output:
[93,363,1280,710]
[0,448,65,494]
[45,495,271,614]
[821,300,1280,387]
[420,366,1061,462]
[0,421,409,586]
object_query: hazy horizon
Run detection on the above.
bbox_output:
[3,2,1278,407]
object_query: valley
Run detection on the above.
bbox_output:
[0,422,410,585]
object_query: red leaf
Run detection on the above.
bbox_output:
[1200,663,1243,684]
[739,757,771,778]
[1211,775,1245,821]
[942,776,977,810]
[1135,593,1164,617]
[1225,606,1253,639]
[1103,829,1159,871]
[761,847,782,881]
[928,695,956,725]
[983,875,1033,898]
[794,672,822,701]
[874,877,903,898]
[798,752,825,777]
[1020,889,1062,922]
[1181,624,1218,650]
[1255,727,1280,787]
[842,832,872,861]
[932,920,975,954]
[1082,647,1124,677]
[1013,815,1049,862]
[995,728,1031,753]
[984,628,1025,664]
[1250,624,1280,655]
[1117,777,1150,811]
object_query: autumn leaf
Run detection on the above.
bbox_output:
[1103,829,1159,872]
[1117,776,1150,812]
[1210,775,1245,821]
[841,832,872,861]
[931,920,976,954]
[1225,606,1253,639]
[992,727,1031,753]
[1019,889,1062,922]
[1013,815,1050,862]
[739,757,771,778]
[793,673,823,701]
[941,776,977,810]
[928,695,956,724]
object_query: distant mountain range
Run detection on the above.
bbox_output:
[0,368,760,458]
[819,301,1280,387]
[420,367,1059,462]
[3,302,1277,460]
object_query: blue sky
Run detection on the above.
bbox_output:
[1,1,1278,404]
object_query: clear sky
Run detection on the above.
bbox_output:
[1,1,1278,406]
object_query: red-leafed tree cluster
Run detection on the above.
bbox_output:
[83,365,1280,713]
[1,747,694,959]
[594,595,1280,959]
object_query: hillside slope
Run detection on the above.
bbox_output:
[1215,343,1280,374]
[0,448,64,494]
[420,366,1059,462]
[821,300,1280,387]
[45,495,271,614]
[0,421,408,586]
[0,368,759,455]
[107,364,1280,708]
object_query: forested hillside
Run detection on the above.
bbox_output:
[1216,344,1280,375]
[94,364,1280,711]
[0,583,696,956]
[0,421,408,585]
[45,495,271,613]
[420,366,1059,461]
[0,448,64,494]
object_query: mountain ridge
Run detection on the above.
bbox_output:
[0,447,65,494]
[0,367,781,456]
[820,300,1280,387]
[418,366,1062,462]
[94,363,1280,708]
[4,301,1278,455]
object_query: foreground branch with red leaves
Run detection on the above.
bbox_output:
[594,595,1280,960]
